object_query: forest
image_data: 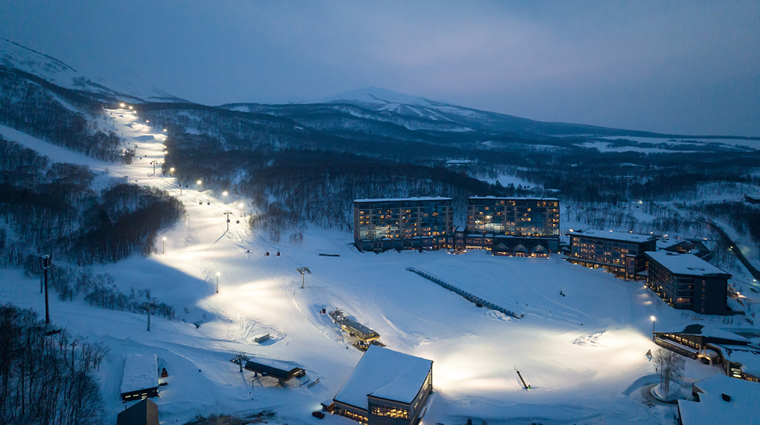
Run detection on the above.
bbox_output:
[0,304,107,425]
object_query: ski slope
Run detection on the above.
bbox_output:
[2,108,748,425]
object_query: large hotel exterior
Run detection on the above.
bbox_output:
[645,251,731,315]
[567,230,657,279]
[353,196,560,255]
[353,197,454,252]
[455,197,560,256]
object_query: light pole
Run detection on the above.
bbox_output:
[224,211,234,231]
[238,203,244,217]
[216,272,220,294]
[223,191,228,204]
[650,316,656,340]
[197,180,202,192]
[162,237,166,254]
[40,255,51,324]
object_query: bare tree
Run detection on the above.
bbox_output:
[653,348,686,394]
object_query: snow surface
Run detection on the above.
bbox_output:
[677,374,760,425]
[121,354,159,394]
[321,87,435,107]
[0,38,182,102]
[4,109,752,425]
[645,251,729,277]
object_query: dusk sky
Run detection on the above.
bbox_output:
[1,1,758,135]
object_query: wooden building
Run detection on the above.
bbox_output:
[117,398,158,425]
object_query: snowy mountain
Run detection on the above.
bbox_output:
[0,38,185,103]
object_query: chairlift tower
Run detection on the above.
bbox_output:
[296,267,311,289]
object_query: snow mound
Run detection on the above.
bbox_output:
[572,332,609,347]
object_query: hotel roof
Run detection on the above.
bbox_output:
[570,229,657,243]
[333,346,432,410]
[469,196,558,201]
[645,251,730,277]
[354,197,451,203]
[678,374,760,425]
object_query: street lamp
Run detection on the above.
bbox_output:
[169,167,175,175]
[162,237,166,254]
[223,191,228,203]
[650,316,656,340]
[238,202,244,217]
[216,272,220,293]
[145,119,149,123]
[128,105,133,110]
[120,102,126,108]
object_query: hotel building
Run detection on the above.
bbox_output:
[567,230,657,279]
[645,251,731,315]
[353,197,453,252]
[456,197,560,256]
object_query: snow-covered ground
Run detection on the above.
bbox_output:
[4,110,759,425]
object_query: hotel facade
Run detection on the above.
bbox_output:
[645,251,731,315]
[567,230,657,279]
[455,197,560,256]
[353,197,454,252]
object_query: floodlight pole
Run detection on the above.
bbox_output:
[40,255,51,324]
[224,211,233,231]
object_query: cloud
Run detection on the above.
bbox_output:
[1,0,757,135]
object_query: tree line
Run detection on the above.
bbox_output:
[0,304,107,425]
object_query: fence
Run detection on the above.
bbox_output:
[406,267,523,319]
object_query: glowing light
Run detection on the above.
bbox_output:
[119,103,126,108]
[162,237,166,241]
[169,167,175,173]
[163,129,167,132]
[197,180,202,185]
[650,316,656,322]
[128,105,133,110]
[145,119,149,123]
[223,191,228,197]
[216,271,221,277]
[238,203,244,208]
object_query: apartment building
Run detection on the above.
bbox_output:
[567,230,657,279]
[456,197,560,256]
[645,251,731,314]
[353,197,453,252]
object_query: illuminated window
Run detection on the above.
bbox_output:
[371,405,410,419]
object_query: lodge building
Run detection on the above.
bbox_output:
[327,346,433,425]
[353,197,453,252]
[567,230,657,279]
[655,324,760,382]
[455,196,560,256]
[645,250,731,315]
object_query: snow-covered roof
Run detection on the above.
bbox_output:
[120,354,158,394]
[710,344,760,377]
[672,324,748,342]
[354,197,451,203]
[570,229,656,243]
[645,251,730,277]
[334,346,432,410]
[678,374,760,425]
[469,196,559,201]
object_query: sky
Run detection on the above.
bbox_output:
[1,1,758,136]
